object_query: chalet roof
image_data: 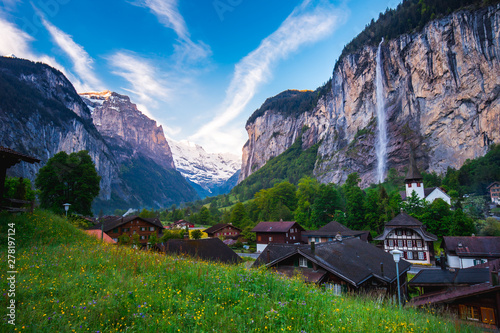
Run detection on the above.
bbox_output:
[157,238,242,264]
[251,221,303,233]
[405,151,423,182]
[409,268,490,286]
[0,146,40,168]
[84,230,116,244]
[487,181,500,189]
[442,236,500,258]
[274,266,327,284]
[203,223,242,234]
[302,221,371,241]
[374,213,437,241]
[254,238,411,287]
[411,283,500,307]
[90,215,164,232]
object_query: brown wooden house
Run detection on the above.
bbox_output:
[253,237,411,297]
[411,259,500,330]
[91,215,164,246]
[251,221,305,252]
[203,223,242,239]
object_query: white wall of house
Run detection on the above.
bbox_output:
[406,181,425,200]
[257,243,268,253]
[447,255,489,268]
[426,188,451,204]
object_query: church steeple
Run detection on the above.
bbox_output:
[405,150,425,200]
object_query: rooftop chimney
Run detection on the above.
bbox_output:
[266,248,271,264]
[311,241,315,255]
[380,262,384,276]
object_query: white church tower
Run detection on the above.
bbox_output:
[405,152,425,200]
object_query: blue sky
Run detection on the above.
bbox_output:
[0,0,399,155]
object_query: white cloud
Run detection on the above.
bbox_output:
[0,16,76,80]
[132,0,211,62]
[108,51,171,117]
[40,16,104,92]
[190,0,345,154]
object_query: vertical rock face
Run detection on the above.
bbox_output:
[240,5,500,187]
[0,57,115,199]
[0,57,198,212]
[80,91,175,169]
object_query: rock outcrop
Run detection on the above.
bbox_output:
[239,5,500,187]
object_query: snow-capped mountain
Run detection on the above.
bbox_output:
[169,140,241,196]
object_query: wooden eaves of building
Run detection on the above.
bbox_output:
[410,259,500,330]
[253,237,411,297]
[90,215,164,246]
[0,146,40,211]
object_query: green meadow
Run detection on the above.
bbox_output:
[0,211,480,332]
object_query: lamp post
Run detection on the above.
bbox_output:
[63,203,71,217]
[391,249,403,308]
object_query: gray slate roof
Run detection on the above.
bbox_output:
[409,268,490,286]
[374,212,438,242]
[157,238,242,264]
[251,221,303,233]
[90,215,164,232]
[442,236,500,258]
[302,221,371,242]
[254,238,411,287]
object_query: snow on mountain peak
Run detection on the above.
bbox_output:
[169,139,241,191]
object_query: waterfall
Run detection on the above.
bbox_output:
[375,38,387,183]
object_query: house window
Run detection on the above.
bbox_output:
[396,230,402,236]
[140,235,146,240]
[113,238,118,242]
[140,227,146,231]
[149,227,155,231]
[417,182,421,187]
[299,257,307,267]
[408,183,412,188]
[397,240,403,247]
[123,228,129,232]
[480,307,496,325]
[269,236,273,241]
[407,251,413,260]
[315,237,320,243]
[418,252,425,260]
[406,230,412,236]
[257,236,261,242]
[407,240,413,248]
[388,239,394,247]
[459,305,480,321]
[112,228,118,233]
[416,240,423,247]
[328,237,333,241]
[286,233,288,237]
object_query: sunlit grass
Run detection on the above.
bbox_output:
[0,210,480,332]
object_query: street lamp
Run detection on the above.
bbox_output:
[63,203,71,217]
[391,249,403,308]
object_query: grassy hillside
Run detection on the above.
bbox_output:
[1,211,480,332]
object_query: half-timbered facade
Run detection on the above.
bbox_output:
[251,221,305,252]
[375,212,437,264]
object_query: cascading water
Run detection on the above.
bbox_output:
[375,38,387,183]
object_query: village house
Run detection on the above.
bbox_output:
[302,221,371,244]
[166,219,194,229]
[442,236,500,269]
[410,259,500,330]
[487,181,500,205]
[253,237,411,298]
[400,153,451,204]
[156,238,242,264]
[375,212,437,264]
[251,221,305,252]
[91,215,164,246]
[203,223,242,239]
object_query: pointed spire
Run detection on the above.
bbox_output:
[405,149,422,182]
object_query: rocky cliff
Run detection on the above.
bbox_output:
[240,5,500,187]
[0,57,198,212]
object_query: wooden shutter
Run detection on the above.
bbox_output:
[481,307,495,325]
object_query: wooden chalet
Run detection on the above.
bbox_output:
[302,221,371,244]
[91,215,164,246]
[203,223,242,239]
[253,237,411,297]
[251,221,305,252]
[488,181,500,204]
[0,146,40,212]
[156,238,242,264]
[166,219,195,229]
[411,259,500,329]
[442,236,500,269]
[375,212,437,264]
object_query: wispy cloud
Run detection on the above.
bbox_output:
[108,51,171,118]
[190,0,346,154]
[40,15,104,92]
[0,15,71,77]
[131,0,211,62]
